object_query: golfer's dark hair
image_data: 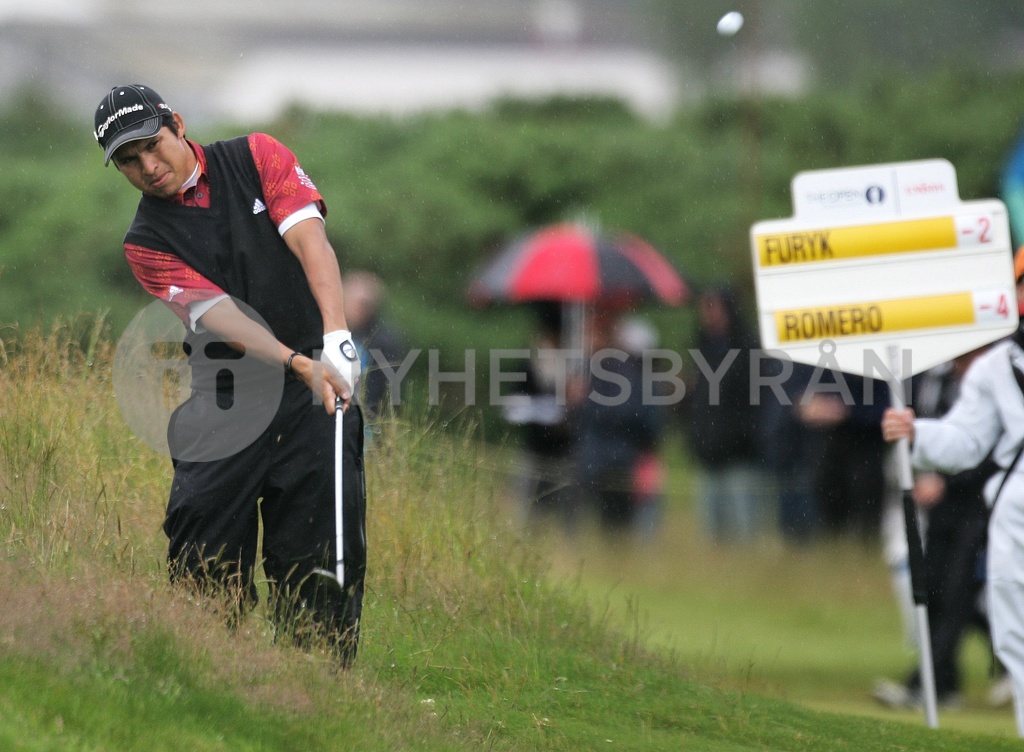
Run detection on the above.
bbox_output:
[161,112,179,136]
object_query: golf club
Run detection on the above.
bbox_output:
[313,395,345,589]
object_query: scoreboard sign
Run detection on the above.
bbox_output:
[750,159,1018,377]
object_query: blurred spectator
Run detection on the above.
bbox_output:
[616,315,668,539]
[880,449,917,650]
[573,309,665,536]
[758,359,819,544]
[682,285,767,543]
[801,373,889,545]
[501,303,575,530]
[343,271,408,418]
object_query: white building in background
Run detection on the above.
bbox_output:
[218,45,681,121]
[0,0,695,124]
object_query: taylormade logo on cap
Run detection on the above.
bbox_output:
[94,104,146,142]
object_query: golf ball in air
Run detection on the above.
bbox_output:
[717,11,744,36]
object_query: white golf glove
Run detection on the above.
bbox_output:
[321,329,362,391]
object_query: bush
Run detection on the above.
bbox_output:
[4,68,1024,374]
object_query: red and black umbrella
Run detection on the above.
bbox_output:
[466,223,689,308]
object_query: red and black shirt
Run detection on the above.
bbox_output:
[124,133,326,327]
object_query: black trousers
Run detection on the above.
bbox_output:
[814,426,887,543]
[164,377,366,654]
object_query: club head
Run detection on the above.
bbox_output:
[312,567,344,595]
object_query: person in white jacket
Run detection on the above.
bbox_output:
[882,250,1024,732]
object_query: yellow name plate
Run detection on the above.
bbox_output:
[755,215,995,268]
[774,291,1012,342]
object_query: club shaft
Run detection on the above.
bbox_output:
[335,397,344,585]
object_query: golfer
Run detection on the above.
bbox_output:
[94,84,367,662]
[881,250,1024,733]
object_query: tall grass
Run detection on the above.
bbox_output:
[1,320,1020,750]
[0,316,163,576]
[0,320,465,749]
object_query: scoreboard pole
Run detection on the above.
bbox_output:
[887,344,939,729]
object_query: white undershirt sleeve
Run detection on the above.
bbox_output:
[189,293,230,333]
[277,202,324,236]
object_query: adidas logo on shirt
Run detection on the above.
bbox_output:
[252,198,267,214]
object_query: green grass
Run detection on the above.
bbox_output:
[0,654,311,752]
[1,321,1021,750]
[539,449,1020,741]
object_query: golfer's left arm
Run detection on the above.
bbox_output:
[283,216,347,334]
[283,216,358,412]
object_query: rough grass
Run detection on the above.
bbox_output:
[1,319,1021,751]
